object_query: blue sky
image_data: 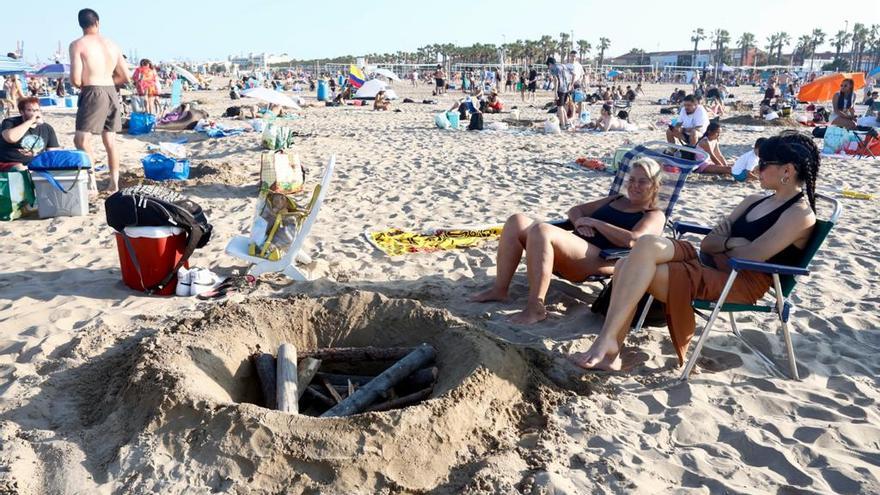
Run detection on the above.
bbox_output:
[5,0,878,64]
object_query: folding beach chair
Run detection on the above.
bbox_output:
[225,156,335,281]
[553,141,709,284]
[631,193,841,380]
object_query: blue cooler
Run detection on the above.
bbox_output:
[28,150,92,218]
[317,80,329,101]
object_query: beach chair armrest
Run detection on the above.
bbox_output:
[728,258,809,276]
[673,221,712,236]
[599,248,630,260]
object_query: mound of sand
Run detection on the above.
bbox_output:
[720,115,801,127]
[3,291,565,494]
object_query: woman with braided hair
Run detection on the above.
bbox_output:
[571,131,819,371]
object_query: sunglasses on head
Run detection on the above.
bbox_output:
[758,160,785,171]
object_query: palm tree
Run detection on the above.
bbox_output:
[559,32,571,56]
[796,35,812,65]
[776,32,790,66]
[765,33,779,64]
[832,29,851,65]
[852,23,871,70]
[576,40,592,64]
[691,28,706,67]
[808,28,825,71]
[711,29,730,78]
[597,37,611,67]
[538,35,554,62]
[737,32,756,66]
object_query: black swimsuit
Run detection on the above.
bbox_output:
[572,196,648,250]
[730,192,805,266]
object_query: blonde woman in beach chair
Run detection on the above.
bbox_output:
[225,155,334,281]
[471,142,707,325]
[570,132,824,376]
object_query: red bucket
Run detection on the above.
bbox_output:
[114,226,188,295]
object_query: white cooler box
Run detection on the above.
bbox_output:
[31,169,90,218]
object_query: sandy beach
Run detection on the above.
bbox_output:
[1,80,878,494]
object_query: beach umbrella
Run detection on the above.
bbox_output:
[607,69,620,78]
[241,87,301,108]
[36,63,70,78]
[0,56,34,76]
[172,65,199,85]
[373,68,400,81]
[797,72,866,102]
[869,66,880,78]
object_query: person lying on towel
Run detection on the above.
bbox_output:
[571,131,819,371]
[471,158,666,324]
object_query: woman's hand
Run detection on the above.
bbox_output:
[574,217,598,237]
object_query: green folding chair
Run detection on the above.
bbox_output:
[632,193,842,380]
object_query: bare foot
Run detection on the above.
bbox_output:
[569,340,622,371]
[509,301,547,324]
[470,287,509,303]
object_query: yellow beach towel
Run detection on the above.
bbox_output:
[367,225,503,256]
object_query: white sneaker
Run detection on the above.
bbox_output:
[190,268,221,296]
[175,267,192,297]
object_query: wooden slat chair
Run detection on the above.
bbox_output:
[632,193,842,380]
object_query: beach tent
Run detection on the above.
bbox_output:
[354,79,398,100]
[798,72,866,102]
[35,63,69,78]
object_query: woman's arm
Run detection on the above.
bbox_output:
[700,194,764,254]
[579,209,666,248]
[567,196,617,223]
[727,205,814,262]
[697,139,725,166]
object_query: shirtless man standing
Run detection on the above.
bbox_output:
[69,8,130,193]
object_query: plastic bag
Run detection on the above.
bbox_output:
[261,123,295,150]
[434,112,451,129]
[544,118,561,134]
[822,126,851,154]
[129,112,156,135]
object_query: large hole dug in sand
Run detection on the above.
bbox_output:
[104,291,536,493]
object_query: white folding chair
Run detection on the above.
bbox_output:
[225,155,334,281]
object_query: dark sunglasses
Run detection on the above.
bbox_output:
[758,160,785,171]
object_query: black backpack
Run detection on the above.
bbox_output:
[105,185,213,294]
[468,112,484,131]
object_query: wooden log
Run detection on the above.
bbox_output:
[321,344,437,418]
[250,352,277,410]
[365,387,434,413]
[276,343,299,414]
[296,358,322,400]
[315,367,437,387]
[299,346,415,362]
[304,386,335,407]
[321,377,344,403]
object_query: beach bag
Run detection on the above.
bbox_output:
[573,90,586,103]
[468,112,483,131]
[128,112,156,135]
[105,185,212,294]
[434,112,451,130]
[822,126,851,154]
[260,150,304,194]
[141,153,190,181]
[261,123,295,150]
[0,170,35,221]
[591,280,666,327]
[446,111,460,129]
[28,150,92,194]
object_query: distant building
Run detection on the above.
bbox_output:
[606,48,760,68]
[228,52,292,70]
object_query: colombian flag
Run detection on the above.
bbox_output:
[349,64,365,89]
